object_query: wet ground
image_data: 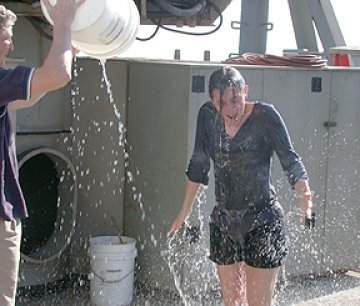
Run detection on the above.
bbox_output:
[16,270,360,306]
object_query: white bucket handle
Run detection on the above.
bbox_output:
[90,268,134,284]
[89,248,138,261]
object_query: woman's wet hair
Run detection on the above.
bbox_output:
[208,66,246,99]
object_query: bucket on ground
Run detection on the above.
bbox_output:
[40,0,140,59]
[89,236,137,306]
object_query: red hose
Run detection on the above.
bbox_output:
[224,53,327,68]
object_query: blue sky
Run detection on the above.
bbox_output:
[119,0,359,61]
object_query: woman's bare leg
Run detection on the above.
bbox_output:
[245,264,280,306]
[217,262,247,306]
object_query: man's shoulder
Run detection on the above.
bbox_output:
[0,67,10,77]
[0,66,34,104]
[0,66,32,79]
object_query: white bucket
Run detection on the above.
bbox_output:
[89,236,137,306]
[40,0,140,59]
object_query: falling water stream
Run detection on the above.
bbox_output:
[97,60,224,305]
[163,185,222,306]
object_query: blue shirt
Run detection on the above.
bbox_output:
[0,66,34,220]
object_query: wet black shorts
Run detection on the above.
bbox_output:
[209,220,288,268]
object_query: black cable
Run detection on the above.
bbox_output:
[152,0,207,17]
[136,23,161,41]
[146,11,174,19]
[150,2,223,36]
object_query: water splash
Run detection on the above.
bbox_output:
[99,59,126,146]
[162,186,221,305]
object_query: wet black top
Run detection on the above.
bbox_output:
[186,101,307,230]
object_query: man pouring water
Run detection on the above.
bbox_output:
[0,1,85,305]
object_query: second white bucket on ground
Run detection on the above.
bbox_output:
[89,236,137,306]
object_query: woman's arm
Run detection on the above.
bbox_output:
[168,177,200,233]
[168,104,212,233]
[294,178,313,222]
[266,104,313,222]
[266,104,307,186]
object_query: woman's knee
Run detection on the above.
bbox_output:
[245,265,280,306]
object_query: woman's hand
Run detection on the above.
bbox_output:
[168,178,200,234]
[294,179,313,224]
[168,207,192,234]
[298,196,313,223]
[168,206,193,234]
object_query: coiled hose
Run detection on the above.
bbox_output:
[224,53,328,68]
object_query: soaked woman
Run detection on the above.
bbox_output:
[168,66,313,306]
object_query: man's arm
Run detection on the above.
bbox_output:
[29,0,84,98]
[8,94,45,111]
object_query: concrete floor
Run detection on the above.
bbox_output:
[16,270,360,306]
